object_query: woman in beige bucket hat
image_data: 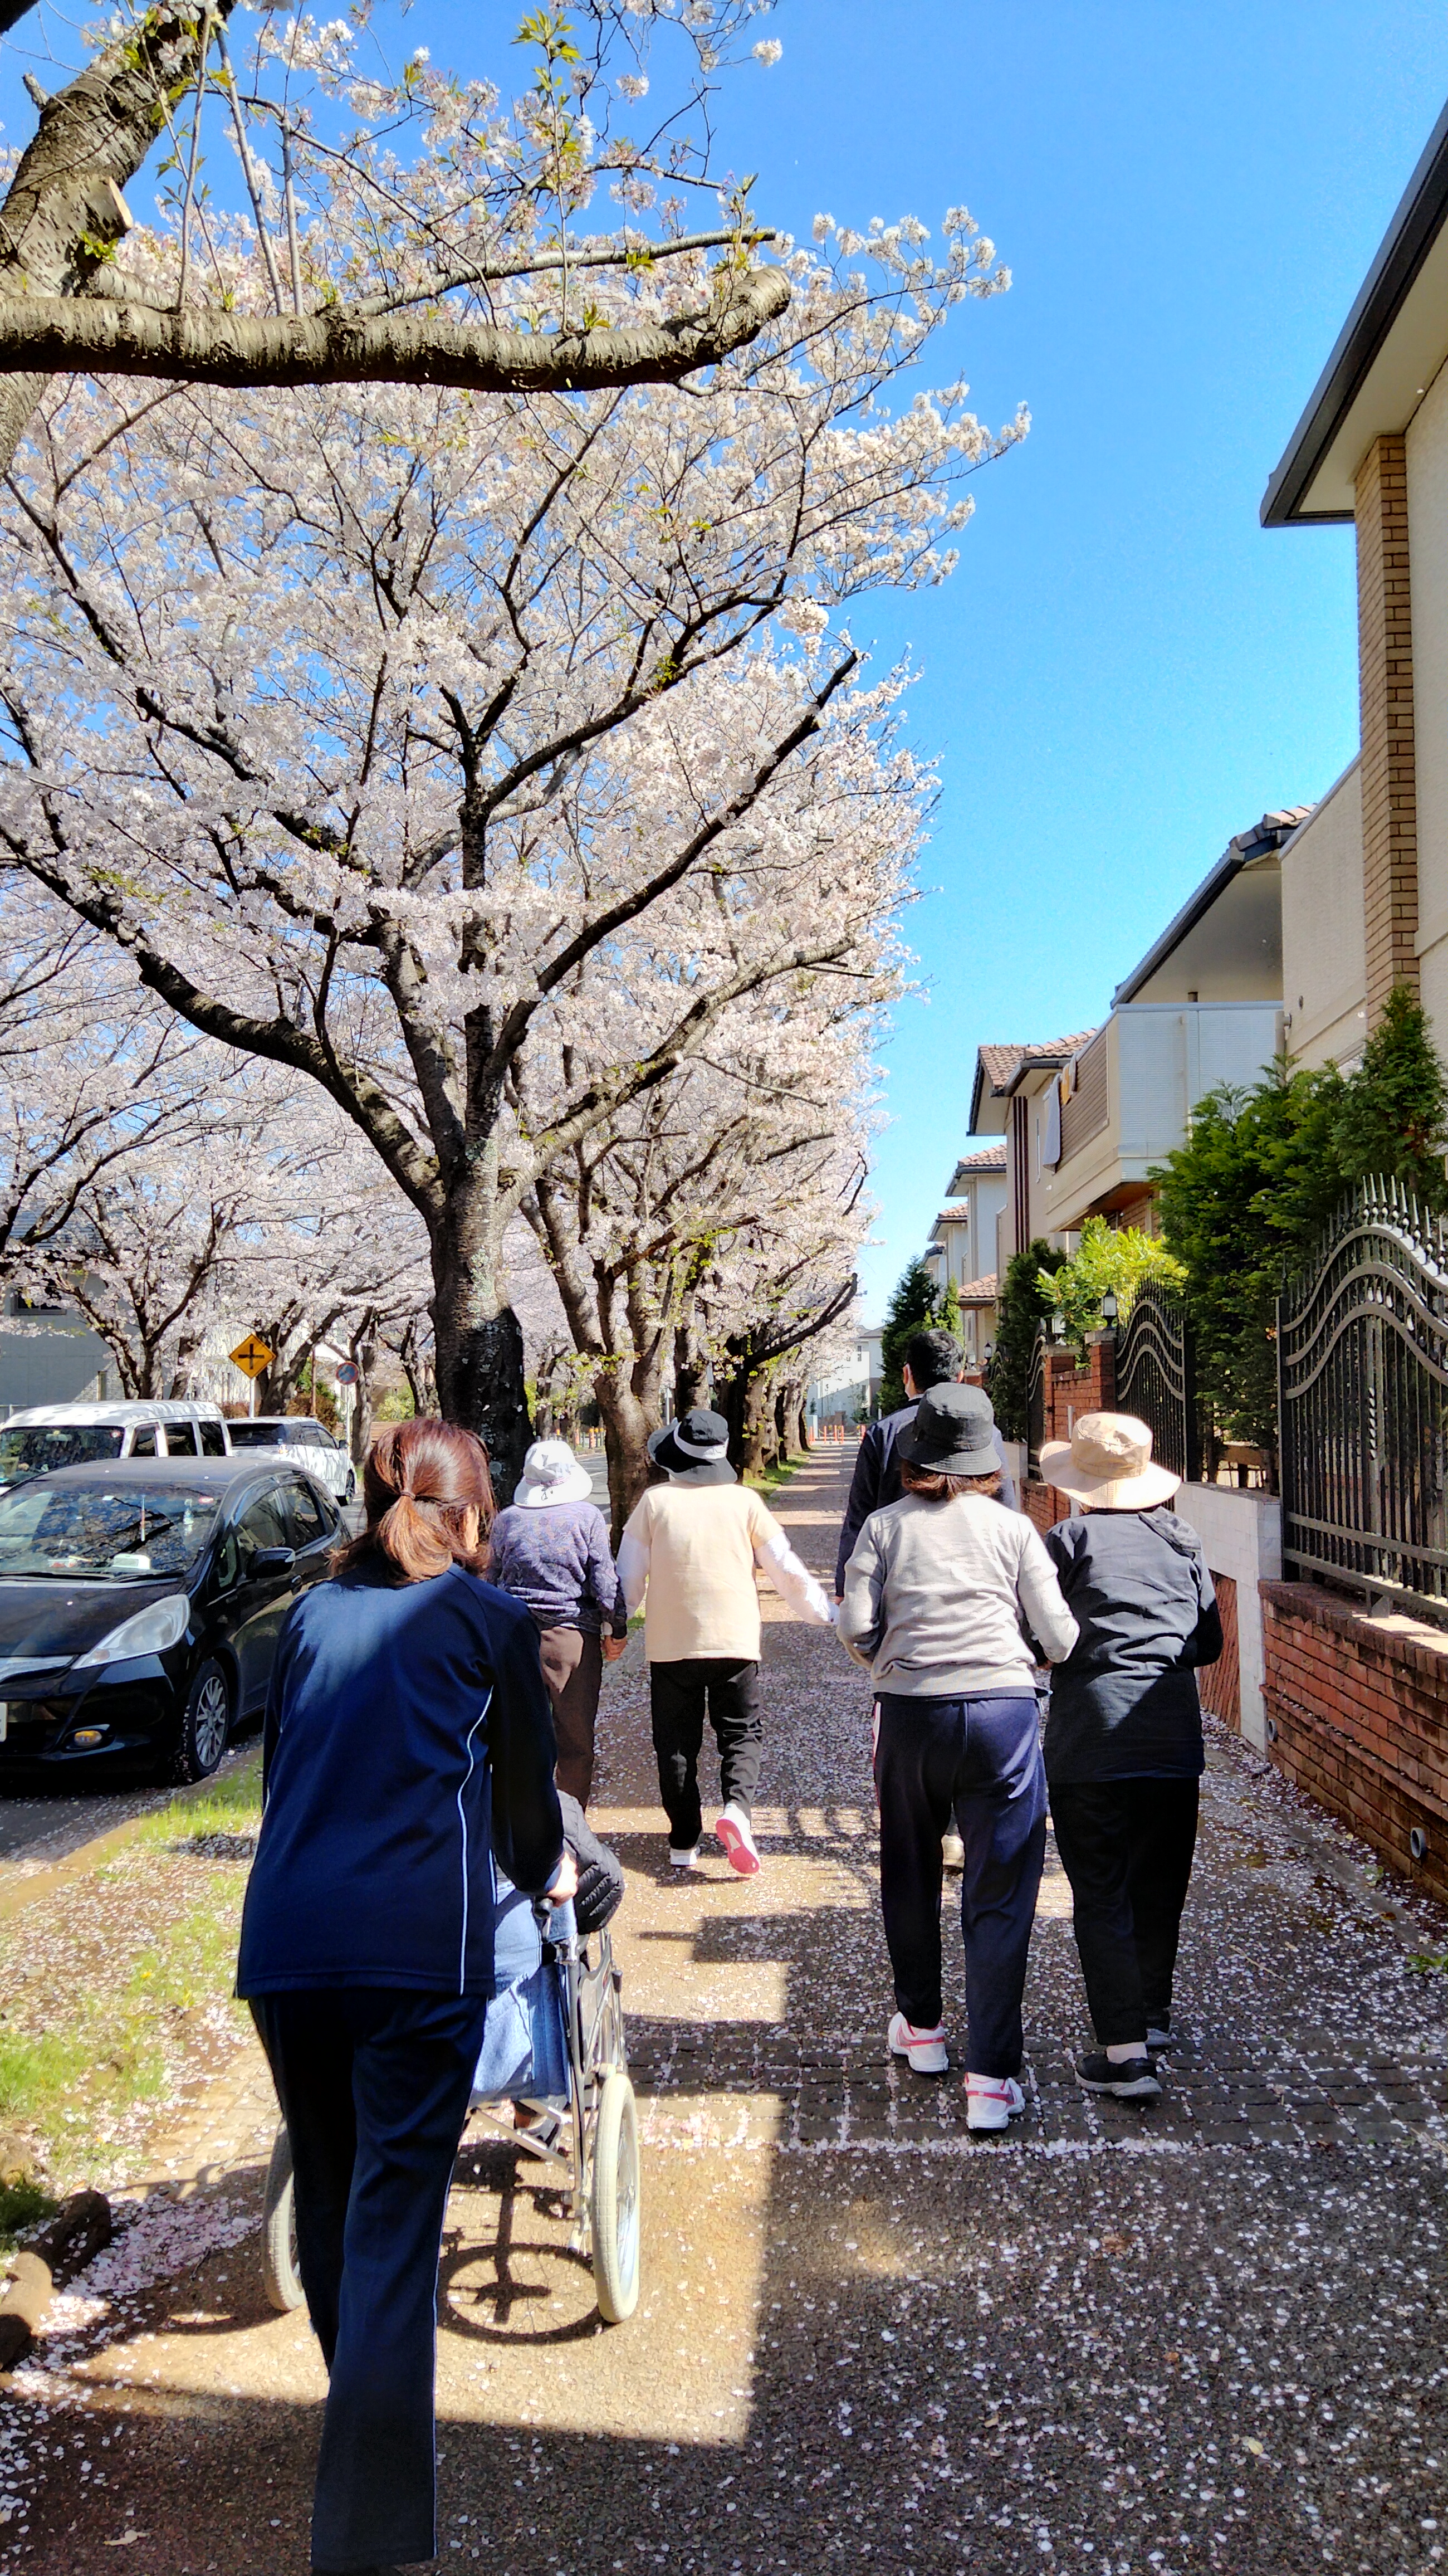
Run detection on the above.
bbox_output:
[1038,1413,1224,2104]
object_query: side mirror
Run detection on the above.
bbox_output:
[250,1545,296,1577]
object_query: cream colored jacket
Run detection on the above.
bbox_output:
[618,1480,835,1663]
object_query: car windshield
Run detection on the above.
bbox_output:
[0,1482,222,1579]
[226,1422,286,1448]
[0,1425,125,1480]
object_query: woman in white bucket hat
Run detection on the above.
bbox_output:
[1038,1413,1224,2104]
[488,1440,627,1806]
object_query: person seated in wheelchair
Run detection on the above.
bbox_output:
[477,1789,625,2111]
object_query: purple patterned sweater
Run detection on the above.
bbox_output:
[488,1500,628,1638]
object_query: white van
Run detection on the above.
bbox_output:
[0,1399,232,1489]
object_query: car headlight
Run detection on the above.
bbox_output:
[73,1594,190,1668]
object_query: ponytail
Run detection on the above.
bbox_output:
[332,1419,495,1584]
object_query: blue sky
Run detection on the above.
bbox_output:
[3,3,1445,1316]
[712,2,1448,1315]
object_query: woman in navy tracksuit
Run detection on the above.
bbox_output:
[237,1418,570,2576]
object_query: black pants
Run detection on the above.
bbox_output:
[874,1692,1046,2080]
[250,1985,489,2573]
[649,1657,762,1850]
[1049,1778,1200,2046]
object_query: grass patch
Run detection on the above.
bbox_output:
[747,1454,803,1502]
[0,1750,265,2190]
[134,1755,263,1853]
[0,2177,57,2251]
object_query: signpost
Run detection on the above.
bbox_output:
[230,1334,275,1421]
[336,1362,360,1388]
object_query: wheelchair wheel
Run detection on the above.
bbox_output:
[589,2070,641,2324]
[262,2125,306,2314]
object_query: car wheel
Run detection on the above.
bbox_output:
[170,1657,232,1784]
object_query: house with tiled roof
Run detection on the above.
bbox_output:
[921,1135,1010,1363]
[968,811,1303,1263]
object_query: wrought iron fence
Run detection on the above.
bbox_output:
[1278,1178,1448,1620]
[1115,1285,1201,1484]
[1026,1321,1048,1483]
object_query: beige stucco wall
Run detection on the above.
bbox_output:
[1410,358,1448,1062]
[1280,759,1367,1071]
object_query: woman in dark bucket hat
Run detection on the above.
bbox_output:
[839,1383,1079,2132]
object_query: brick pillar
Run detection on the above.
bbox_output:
[1356,433,1418,1018]
[1083,1330,1117,1412]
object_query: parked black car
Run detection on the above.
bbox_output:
[0,1456,342,1784]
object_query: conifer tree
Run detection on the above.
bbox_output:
[1333,986,1448,1212]
[879,1257,940,1415]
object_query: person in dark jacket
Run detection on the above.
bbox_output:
[834,1327,1017,1596]
[236,1418,574,2576]
[836,1328,1017,1874]
[1040,1413,1223,2105]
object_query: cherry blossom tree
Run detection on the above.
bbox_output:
[0,881,218,1276]
[0,895,433,1395]
[0,2,799,472]
[521,951,886,1520]
[0,198,1021,1492]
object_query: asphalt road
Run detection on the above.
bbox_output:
[4,1448,1446,2576]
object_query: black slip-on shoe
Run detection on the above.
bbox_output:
[1075,2049,1161,2100]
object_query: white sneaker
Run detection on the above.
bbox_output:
[942,1831,965,1870]
[966,2074,1025,2133]
[669,1843,700,1870]
[715,1801,761,1876]
[888,2011,949,2075]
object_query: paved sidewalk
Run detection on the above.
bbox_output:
[4,1449,1447,2576]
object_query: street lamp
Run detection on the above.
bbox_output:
[1100,1290,1119,1327]
[1051,1310,1067,1341]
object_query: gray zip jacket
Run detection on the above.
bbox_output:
[839,1492,1079,1698]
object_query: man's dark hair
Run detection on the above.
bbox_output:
[903,1327,963,1391]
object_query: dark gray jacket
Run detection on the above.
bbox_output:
[1043,1509,1222,1784]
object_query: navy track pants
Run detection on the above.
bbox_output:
[250,1984,489,2573]
[874,1690,1046,2079]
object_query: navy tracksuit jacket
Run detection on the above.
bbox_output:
[237,1555,565,2572]
[237,1555,564,1999]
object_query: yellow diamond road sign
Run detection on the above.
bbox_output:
[230,1335,275,1379]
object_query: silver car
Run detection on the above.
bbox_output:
[224,1415,357,1505]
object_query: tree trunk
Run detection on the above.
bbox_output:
[167,1326,204,1398]
[673,1329,711,1418]
[775,1374,808,1461]
[592,1369,662,1546]
[741,1367,779,1479]
[348,1318,380,1467]
[431,1173,532,1504]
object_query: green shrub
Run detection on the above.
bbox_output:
[988,1240,1067,1441]
[1043,1217,1186,1352]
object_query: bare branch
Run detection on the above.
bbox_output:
[0,268,790,394]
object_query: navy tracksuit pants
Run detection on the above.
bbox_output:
[874,1691,1046,2080]
[251,1985,489,2573]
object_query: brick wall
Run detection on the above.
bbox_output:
[1027,1335,1117,1534]
[1260,1580,1448,1905]
[1198,1571,1240,1730]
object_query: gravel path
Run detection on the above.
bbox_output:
[3,1450,1446,2576]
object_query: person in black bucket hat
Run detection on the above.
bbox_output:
[895,1379,1000,1473]
[838,1379,1079,2131]
[617,1409,835,1874]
